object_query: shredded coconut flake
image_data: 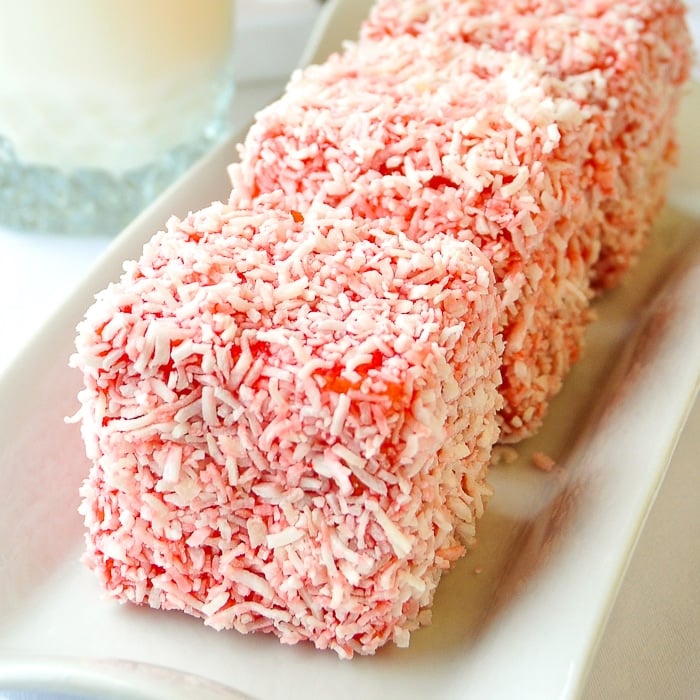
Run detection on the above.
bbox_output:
[532,451,557,472]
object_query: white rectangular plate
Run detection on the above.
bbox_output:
[1,2,699,698]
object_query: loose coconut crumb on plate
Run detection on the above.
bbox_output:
[532,451,557,472]
[490,445,519,466]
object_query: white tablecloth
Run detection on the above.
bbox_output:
[1,2,698,698]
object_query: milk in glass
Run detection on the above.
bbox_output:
[0,0,235,234]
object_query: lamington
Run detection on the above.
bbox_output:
[229,39,599,439]
[72,204,503,657]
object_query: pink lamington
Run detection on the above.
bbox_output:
[229,39,598,440]
[72,204,503,657]
[361,0,692,289]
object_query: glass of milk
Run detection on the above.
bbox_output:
[0,0,236,235]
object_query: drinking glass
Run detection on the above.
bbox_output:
[0,0,236,235]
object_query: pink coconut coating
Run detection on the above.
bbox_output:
[73,0,692,659]
[361,0,692,289]
[73,204,503,657]
[229,39,598,440]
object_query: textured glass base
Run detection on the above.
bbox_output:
[0,85,234,237]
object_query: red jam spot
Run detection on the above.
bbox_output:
[426,174,458,190]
